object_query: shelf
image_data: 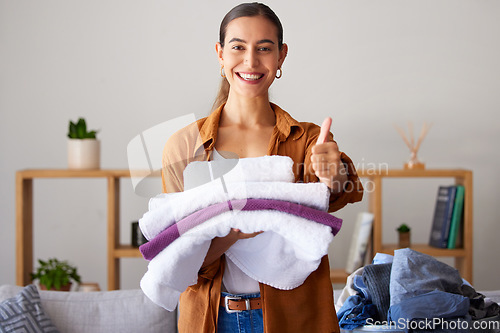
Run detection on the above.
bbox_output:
[330,269,349,285]
[353,168,473,283]
[357,169,471,178]
[17,169,131,178]
[16,168,473,289]
[114,245,143,258]
[16,169,142,291]
[378,244,467,257]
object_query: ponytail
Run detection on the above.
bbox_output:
[212,77,230,111]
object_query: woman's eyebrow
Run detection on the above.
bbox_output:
[228,37,275,45]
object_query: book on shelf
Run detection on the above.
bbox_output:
[429,185,457,248]
[447,185,465,249]
[345,212,374,274]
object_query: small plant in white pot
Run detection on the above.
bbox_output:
[67,118,100,169]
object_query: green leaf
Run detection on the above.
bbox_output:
[76,119,86,138]
[77,118,86,131]
[68,121,77,138]
[68,118,98,139]
[397,223,411,233]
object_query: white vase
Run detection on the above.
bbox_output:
[67,139,100,169]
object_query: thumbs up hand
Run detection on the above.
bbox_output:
[311,117,347,193]
[316,117,333,145]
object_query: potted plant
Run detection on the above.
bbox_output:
[67,117,100,169]
[31,258,81,291]
[396,223,411,248]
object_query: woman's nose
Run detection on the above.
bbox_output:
[244,50,259,67]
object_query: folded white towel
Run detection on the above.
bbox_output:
[140,155,339,311]
[140,209,334,311]
[141,181,330,240]
[183,155,295,190]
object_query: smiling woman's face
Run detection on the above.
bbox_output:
[217,15,287,100]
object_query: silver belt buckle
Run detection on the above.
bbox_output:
[224,295,251,314]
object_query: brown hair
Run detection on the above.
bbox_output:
[212,2,284,111]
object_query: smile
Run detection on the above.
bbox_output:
[237,72,264,81]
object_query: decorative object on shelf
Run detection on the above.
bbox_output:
[132,221,148,247]
[30,258,81,291]
[429,185,459,249]
[78,282,101,292]
[394,122,431,170]
[447,185,465,249]
[345,212,374,274]
[67,117,100,169]
[396,223,411,248]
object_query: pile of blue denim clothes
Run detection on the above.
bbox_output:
[337,248,499,332]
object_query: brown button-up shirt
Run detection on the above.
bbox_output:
[161,103,363,333]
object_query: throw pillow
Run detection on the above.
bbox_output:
[0,284,59,333]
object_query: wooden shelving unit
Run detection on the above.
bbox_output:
[16,169,141,290]
[330,269,350,284]
[16,168,473,289]
[358,168,473,283]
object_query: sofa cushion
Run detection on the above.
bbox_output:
[0,285,176,333]
[0,284,59,332]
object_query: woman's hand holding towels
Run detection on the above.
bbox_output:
[202,228,263,267]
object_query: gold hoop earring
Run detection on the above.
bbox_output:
[220,67,226,78]
[275,68,282,79]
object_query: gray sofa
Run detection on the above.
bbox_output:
[3,284,498,333]
[0,285,177,333]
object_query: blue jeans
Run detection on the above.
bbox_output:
[217,292,264,333]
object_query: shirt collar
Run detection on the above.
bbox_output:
[195,102,305,156]
[272,103,305,142]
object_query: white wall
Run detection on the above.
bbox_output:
[1,0,499,290]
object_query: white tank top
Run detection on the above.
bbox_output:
[212,149,260,294]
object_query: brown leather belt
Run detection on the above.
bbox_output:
[220,295,262,313]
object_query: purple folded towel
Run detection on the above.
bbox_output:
[140,198,342,261]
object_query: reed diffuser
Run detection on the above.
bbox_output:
[394,122,431,170]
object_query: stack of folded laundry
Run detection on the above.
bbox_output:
[139,155,342,311]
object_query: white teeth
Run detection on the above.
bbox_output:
[239,73,263,81]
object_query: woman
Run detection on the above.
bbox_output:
[161,3,363,332]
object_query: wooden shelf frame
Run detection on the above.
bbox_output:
[15,169,141,290]
[16,168,473,289]
[356,168,473,283]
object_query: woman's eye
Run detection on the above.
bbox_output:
[232,45,244,50]
[258,47,271,52]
